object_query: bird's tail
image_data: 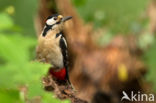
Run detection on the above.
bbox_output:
[65,66,71,85]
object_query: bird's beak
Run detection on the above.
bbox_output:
[57,15,63,21]
[62,16,72,22]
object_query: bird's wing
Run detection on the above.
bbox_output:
[59,34,70,83]
[59,35,68,63]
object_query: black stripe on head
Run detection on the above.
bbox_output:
[46,14,59,20]
[42,14,60,37]
[42,23,61,37]
[42,24,52,37]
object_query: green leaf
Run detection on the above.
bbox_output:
[0,89,23,103]
[0,13,13,31]
[144,41,156,91]
[138,33,155,50]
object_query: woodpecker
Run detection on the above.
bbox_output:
[36,14,72,84]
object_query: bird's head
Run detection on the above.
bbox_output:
[45,14,72,31]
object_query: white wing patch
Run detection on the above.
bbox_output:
[62,37,67,47]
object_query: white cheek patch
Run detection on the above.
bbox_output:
[46,18,56,25]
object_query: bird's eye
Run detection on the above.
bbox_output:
[53,17,57,20]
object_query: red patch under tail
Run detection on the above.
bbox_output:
[49,67,66,80]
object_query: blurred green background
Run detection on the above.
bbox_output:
[0,0,156,102]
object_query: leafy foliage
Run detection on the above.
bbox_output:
[72,0,148,33]
[144,41,156,91]
[0,0,38,36]
[0,89,23,103]
[0,13,13,30]
[0,13,70,103]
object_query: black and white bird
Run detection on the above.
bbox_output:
[36,14,72,84]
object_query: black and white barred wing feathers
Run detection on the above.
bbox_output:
[59,34,70,83]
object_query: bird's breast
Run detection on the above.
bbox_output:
[37,36,64,69]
